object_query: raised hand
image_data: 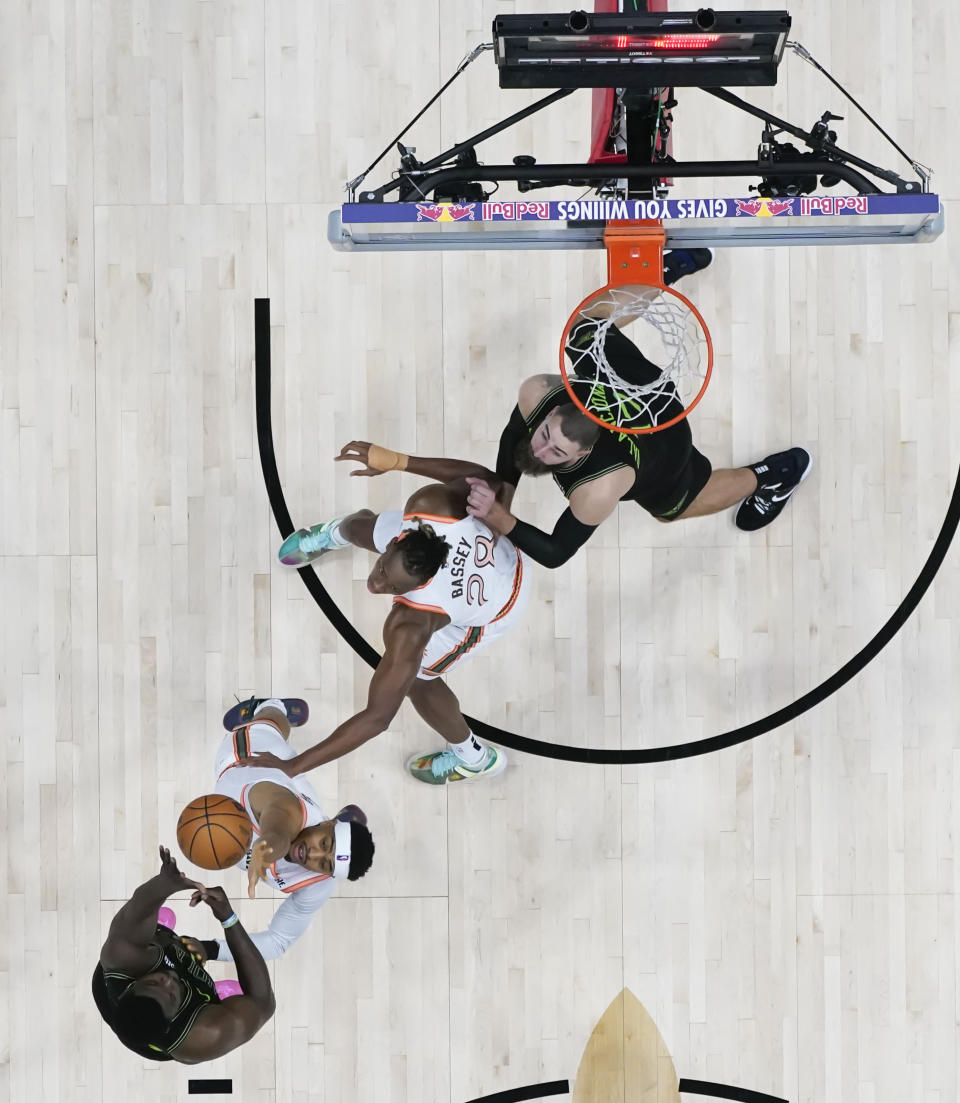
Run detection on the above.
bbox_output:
[246,839,275,900]
[158,846,205,894]
[235,750,294,775]
[188,884,234,923]
[335,440,382,477]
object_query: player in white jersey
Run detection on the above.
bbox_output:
[198,698,375,963]
[262,474,531,785]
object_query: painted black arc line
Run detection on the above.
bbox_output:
[462,1082,570,1103]
[678,1079,788,1103]
[256,297,960,765]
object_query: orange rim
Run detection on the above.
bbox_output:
[559,222,714,435]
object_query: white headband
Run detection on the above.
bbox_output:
[332,820,352,880]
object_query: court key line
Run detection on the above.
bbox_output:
[255,297,960,765]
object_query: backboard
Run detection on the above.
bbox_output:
[329,192,944,252]
[328,1,943,435]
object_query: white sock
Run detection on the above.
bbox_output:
[450,731,487,767]
[254,698,287,717]
[327,521,350,547]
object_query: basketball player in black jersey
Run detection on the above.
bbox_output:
[335,270,810,567]
[93,847,276,1063]
[465,314,809,566]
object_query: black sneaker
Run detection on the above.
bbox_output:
[662,248,714,287]
[735,448,812,531]
[222,696,310,731]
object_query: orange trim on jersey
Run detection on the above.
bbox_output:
[423,625,485,675]
[240,783,258,827]
[278,873,332,894]
[393,595,449,616]
[492,552,524,623]
[402,512,460,524]
[401,577,432,594]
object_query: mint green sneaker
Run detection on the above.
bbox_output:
[277,519,345,568]
[406,746,507,785]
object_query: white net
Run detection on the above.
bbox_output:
[563,285,710,432]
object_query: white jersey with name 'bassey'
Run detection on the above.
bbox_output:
[395,511,524,628]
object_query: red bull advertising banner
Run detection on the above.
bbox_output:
[342,194,939,225]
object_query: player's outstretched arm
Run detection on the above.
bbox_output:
[243,607,440,777]
[244,784,306,898]
[337,440,497,485]
[292,607,435,773]
[100,847,204,973]
[175,887,276,1063]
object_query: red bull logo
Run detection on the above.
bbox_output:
[415,202,476,222]
[733,197,796,217]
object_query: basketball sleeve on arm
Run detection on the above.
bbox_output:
[214,882,334,962]
[495,406,527,486]
[508,508,597,568]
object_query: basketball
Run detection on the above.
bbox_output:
[176,794,253,870]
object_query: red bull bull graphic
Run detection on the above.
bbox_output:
[733,197,797,217]
[415,202,477,222]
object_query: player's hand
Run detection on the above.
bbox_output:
[235,750,295,775]
[246,839,275,899]
[158,846,204,893]
[188,884,234,923]
[179,935,208,964]
[466,476,502,521]
[466,478,515,534]
[335,441,383,477]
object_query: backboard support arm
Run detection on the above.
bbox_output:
[397,158,881,198]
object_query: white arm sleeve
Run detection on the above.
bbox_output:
[215,881,334,962]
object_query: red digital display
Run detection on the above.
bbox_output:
[612,35,722,51]
[647,35,721,49]
[495,12,790,89]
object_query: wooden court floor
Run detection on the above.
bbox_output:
[1,1,958,1100]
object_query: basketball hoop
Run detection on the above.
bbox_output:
[559,224,713,435]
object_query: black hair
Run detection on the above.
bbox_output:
[555,404,601,450]
[116,991,170,1044]
[347,821,375,881]
[396,519,451,583]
